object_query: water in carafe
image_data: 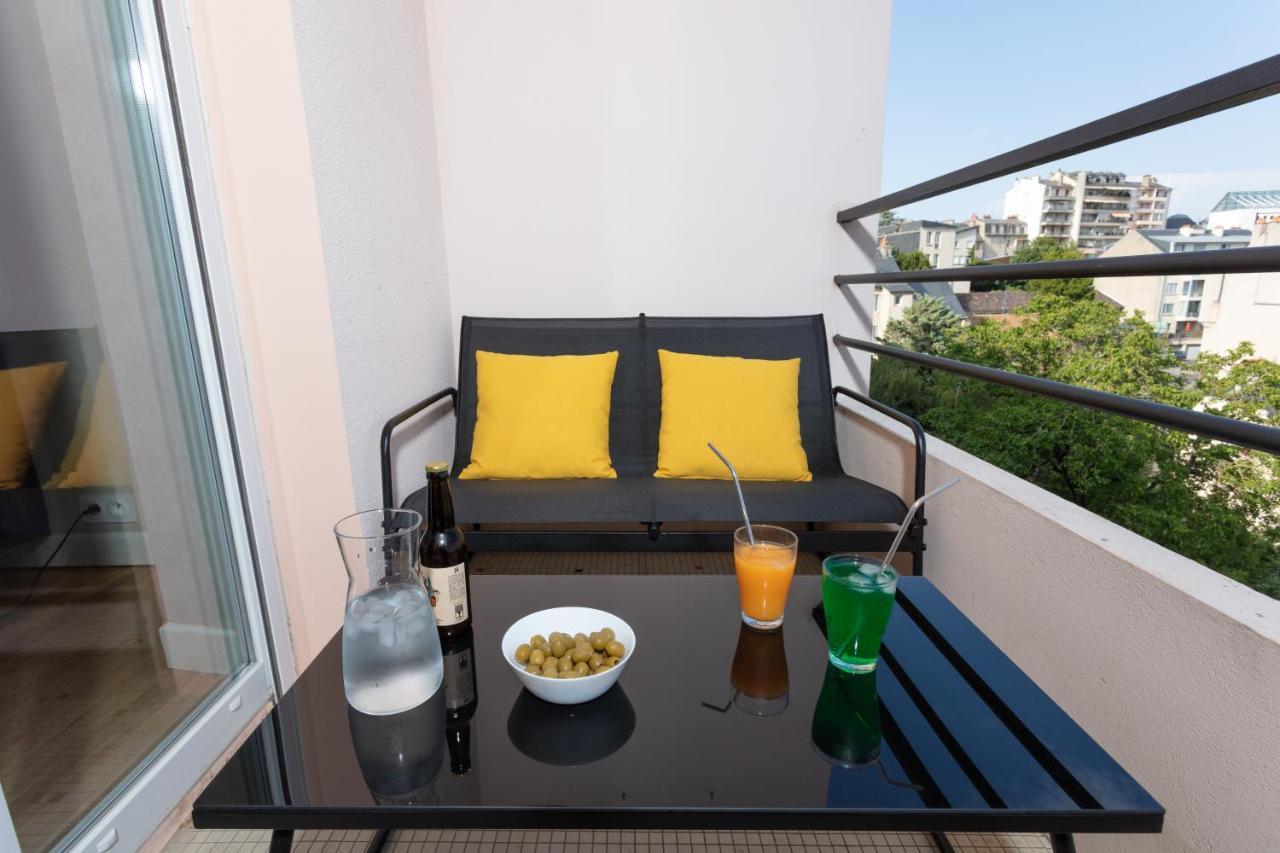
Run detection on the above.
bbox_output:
[336,509,443,716]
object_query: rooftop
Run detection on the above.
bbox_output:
[1210,189,1280,211]
[956,290,1034,315]
[1140,227,1253,250]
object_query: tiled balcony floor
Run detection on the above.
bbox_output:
[163,826,1052,852]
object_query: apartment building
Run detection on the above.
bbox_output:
[953,214,1029,262]
[1206,189,1280,230]
[1095,224,1253,359]
[880,214,1027,269]
[879,219,965,268]
[1003,170,1172,255]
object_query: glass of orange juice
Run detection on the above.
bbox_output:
[732,525,798,631]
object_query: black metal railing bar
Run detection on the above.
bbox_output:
[833,335,1280,456]
[380,387,457,508]
[836,53,1280,223]
[834,245,1280,285]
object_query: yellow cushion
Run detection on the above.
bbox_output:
[0,361,68,485]
[655,349,810,482]
[459,351,619,480]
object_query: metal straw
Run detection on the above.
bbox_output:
[881,478,961,569]
[707,443,755,545]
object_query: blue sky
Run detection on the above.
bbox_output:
[882,1,1280,223]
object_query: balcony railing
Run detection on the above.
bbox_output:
[832,51,1280,447]
[832,337,1280,455]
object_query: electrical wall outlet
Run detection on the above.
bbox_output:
[79,493,139,524]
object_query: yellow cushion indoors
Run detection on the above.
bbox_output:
[0,361,68,487]
[654,349,810,482]
[459,350,619,479]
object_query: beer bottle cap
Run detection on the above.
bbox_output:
[426,461,450,474]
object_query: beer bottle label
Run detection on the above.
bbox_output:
[427,562,469,626]
[443,646,476,710]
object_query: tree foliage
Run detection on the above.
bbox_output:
[972,236,1095,299]
[870,295,1279,598]
[891,248,933,271]
[882,295,962,355]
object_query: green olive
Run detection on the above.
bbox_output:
[601,627,616,640]
[589,633,607,651]
[558,669,580,679]
[524,663,541,675]
[549,637,568,657]
[514,643,532,663]
[570,646,592,663]
[557,656,572,672]
[529,648,546,666]
[574,632,589,644]
[588,653,603,671]
[530,634,547,649]
[606,655,620,666]
[573,661,589,676]
[604,640,625,658]
[541,659,559,676]
[598,662,613,672]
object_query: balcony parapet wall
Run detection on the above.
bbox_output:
[836,406,1280,853]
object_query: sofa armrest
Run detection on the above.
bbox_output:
[381,387,458,508]
[832,385,926,504]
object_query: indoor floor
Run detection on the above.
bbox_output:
[0,565,223,852]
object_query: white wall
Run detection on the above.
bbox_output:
[423,0,891,391]
[1202,221,1280,361]
[0,0,97,334]
[839,408,1280,853]
[1003,177,1045,240]
[291,0,456,509]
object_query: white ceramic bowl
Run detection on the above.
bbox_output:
[501,606,636,705]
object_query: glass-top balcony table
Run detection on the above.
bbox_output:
[194,575,1163,853]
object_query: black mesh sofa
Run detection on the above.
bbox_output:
[382,315,928,573]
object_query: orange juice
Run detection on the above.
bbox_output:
[733,539,797,628]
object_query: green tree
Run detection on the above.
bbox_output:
[872,294,1279,598]
[891,248,933,271]
[882,295,962,354]
[973,236,1095,299]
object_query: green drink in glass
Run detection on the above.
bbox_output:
[821,554,897,673]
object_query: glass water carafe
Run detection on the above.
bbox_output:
[335,509,443,715]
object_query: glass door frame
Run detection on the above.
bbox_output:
[0,0,286,849]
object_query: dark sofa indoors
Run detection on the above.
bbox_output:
[383,315,927,572]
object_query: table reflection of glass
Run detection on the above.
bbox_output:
[507,684,635,766]
[348,691,446,805]
[811,663,881,767]
[810,663,923,807]
[729,623,790,715]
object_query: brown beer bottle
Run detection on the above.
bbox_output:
[421,461,471,638]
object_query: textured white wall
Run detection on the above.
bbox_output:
[839,408,1280,853]
[1203,222,1280,361]
[422,0,890,391]
[291,0,456,508]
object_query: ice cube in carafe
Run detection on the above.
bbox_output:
[342,583,443,715]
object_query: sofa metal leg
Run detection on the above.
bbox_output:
[1049,834,1075,853]
[269,829,294,853]
[365,829,391,853]
[930,832,955,852]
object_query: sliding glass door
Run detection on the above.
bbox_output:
[0,1,273,850]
